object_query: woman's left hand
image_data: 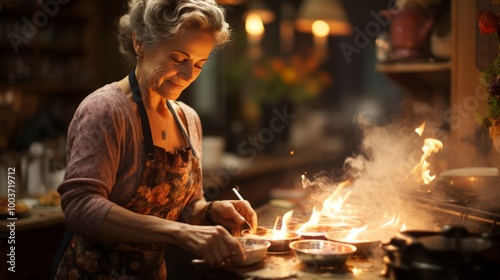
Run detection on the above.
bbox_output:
[209,200,257,236]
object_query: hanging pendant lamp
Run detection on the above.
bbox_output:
[295,0,352,36]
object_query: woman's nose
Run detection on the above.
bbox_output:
[179,63,196,81]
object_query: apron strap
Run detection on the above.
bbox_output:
[129,66,196,159]
[49,229,73,280]
[167,101,197,158]
[129,67,156,162]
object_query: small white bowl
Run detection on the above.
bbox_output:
[235,237,271,266]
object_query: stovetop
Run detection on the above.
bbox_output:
[199,191,500,280]
[404,185,500,234]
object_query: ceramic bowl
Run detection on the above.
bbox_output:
[289,240,356,267]
[241,226,301,253]
[325,229,394,256]
[235,237,271,266]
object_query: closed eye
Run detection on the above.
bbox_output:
[171,57,184,64]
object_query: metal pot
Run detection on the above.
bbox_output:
[381,225,500,280]
[289,240,356,268]
[436,167,500,200]
[325,229,393,257]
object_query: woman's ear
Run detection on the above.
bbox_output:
[132,32,144,57]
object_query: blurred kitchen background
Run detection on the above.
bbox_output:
[1,0,500,278]
[2,0,500,206]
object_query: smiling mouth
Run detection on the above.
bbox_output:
[168,80,185,88]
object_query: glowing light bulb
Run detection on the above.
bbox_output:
[312,20,330,37]
[245,14,264,37]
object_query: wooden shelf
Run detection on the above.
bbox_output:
[0,84,90,94]
[376,61,451,73]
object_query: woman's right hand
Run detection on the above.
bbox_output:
[175,224,245,267]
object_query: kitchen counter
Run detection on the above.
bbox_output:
[204,250,385,280]
[0,206,65,280]
[193,200,386,280]
[0,206,63,232]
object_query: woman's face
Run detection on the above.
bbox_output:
[138,29,215,100]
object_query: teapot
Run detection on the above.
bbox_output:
[380,9,436,60]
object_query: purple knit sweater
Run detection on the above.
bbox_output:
[58,82,203,240]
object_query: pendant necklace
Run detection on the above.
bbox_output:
[149,107,170,141]
[160,112,170,140]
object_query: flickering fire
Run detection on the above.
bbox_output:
[380,213,400,228]
[346,225,368,241]
[321,180,352,217]
[411,122,443,184]
[272,210,293,239]
[379,213,408,231]
[415,122,426,136]
[296,207,322,232]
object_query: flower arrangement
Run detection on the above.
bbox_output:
[475,10,500,140]
[244,53,332,106]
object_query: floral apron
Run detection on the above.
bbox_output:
[53,68,202,279]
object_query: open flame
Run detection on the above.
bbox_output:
[380,213,400,228]
[415,122,426,136]
[321,180,352,217]
[296,207,322,232]
[272,210,293,239]
[411,122,443,184]
[346,225,368,241]
[380,212,407,231]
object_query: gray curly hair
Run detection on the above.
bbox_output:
[117,0,232,65]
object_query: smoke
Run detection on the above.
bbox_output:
[301,110,444,230]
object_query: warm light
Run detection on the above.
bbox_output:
[289,150,295,155]
[400,223,407,231]
[321,180,351,217]
[245,13,265,59]
[411,138,443,184]
[296,207,321,232]
[245,14,264,37]
[312,20,330,37]
[352,268,364,276]
[415,122,426,136]
[380,213,401,228]
[311,20,329,59]
[346,225,368,241]
[273,210,294,239]
[295,0,352,36]
[411,122,443,185]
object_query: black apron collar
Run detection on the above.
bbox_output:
[128,67,197,161]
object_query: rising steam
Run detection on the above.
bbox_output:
[301,112,444,230]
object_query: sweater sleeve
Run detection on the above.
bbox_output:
[58,91,127,240]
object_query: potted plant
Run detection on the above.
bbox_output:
[475,10,500,151]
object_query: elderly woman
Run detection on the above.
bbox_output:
[52,0,257,279]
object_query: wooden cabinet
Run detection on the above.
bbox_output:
[0,1,98,93]
[376,0,499,168]
[376,61,451,101]
[449,0,498,167]
[0,0,102,151]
